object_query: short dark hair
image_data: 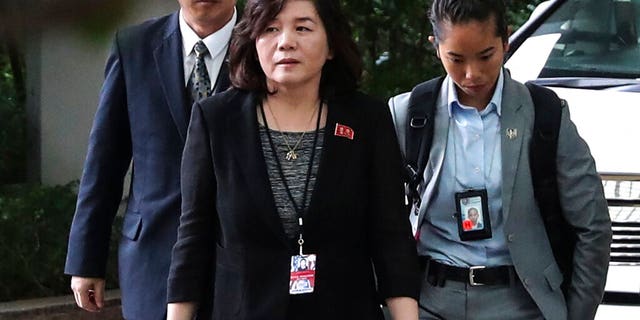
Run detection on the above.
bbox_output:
[229,0,362,99]
[429,0,508,46]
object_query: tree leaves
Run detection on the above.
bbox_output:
[341,0,542,99]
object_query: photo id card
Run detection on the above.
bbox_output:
[289,254,316,295]
[455,189,492,241]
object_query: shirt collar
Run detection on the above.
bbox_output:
[179,8,237,59]
[447,68,504,117]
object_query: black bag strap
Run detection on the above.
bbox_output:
[526,82,574,293]
[526,82,564,193]
[527,82,563,190]
[404,76,445,205]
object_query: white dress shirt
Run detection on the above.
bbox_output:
[179,8,237,88]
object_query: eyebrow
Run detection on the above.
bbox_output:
[446,46,496,57]
[294,16,316,24]
[270,16,316,25]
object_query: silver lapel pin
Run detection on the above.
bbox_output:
[506,128,518,140]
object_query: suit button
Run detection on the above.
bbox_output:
[524,278,531,286]
[507,234,514,242]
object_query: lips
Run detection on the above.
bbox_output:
[463,84,486,91]
[276,58,299,65]
[193,0,218,4]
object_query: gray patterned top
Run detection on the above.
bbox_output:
[259,126,325,239]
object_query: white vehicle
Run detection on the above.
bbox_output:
[505,0,640,318]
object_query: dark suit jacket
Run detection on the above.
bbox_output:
[64,12,230,320]
[167,89,420,320]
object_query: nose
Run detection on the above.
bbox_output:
[278,29,296,50]
[464,62,480,80]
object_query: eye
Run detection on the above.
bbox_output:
[296,26,311,32]
[264,26,278,33]
[480,54,493,61]
[448,57,463,64]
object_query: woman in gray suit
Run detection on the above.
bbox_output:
[166,0,420,319]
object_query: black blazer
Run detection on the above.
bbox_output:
[167,89,420,320]
[64,12,230,320]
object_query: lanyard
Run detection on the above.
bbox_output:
[259,100,323,254]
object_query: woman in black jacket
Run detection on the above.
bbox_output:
[167,1,420,319]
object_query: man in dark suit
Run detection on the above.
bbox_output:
[64,1,236,319]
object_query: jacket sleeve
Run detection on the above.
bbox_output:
[368,102,421,301]
[555,105,612,320]
[64,32,132,277]
[167,101,217,303]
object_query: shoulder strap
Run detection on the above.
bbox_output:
[526,82,564,184]
[526,81,574,293]
[404,76,445,203]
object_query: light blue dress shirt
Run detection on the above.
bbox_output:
[418,70,513,267]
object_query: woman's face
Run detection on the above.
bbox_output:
[431,16,507,109]
[255,0,332,91]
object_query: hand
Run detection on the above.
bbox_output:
[167,302,197,320]
[386,296,419,320]
[71,276,105,312]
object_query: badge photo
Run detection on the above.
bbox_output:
[455,189,492,241]
[289,254,316,295]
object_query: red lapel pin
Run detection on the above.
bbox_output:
[334,123,354,140]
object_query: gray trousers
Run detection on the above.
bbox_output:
[381,273,543,320]
[418,274,543,320]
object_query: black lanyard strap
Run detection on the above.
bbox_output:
[259,99,324,242]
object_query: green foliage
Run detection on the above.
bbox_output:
[342,0,439,99]
[0,182,121,301]
[0,43,26,184]
[508,0,544,31]
[342,0,542,99]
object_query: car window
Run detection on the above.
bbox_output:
[515,0,640,79]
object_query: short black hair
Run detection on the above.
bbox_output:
[429,0,508,45]
[229,0,362,99]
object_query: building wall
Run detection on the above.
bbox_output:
[28,0,178,185]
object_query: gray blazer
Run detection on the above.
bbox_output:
[389,71,612,320]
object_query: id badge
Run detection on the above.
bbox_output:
[289,254,316,295]
[455,189,492,241]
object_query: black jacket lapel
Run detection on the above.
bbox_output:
[213,55,231,94]
[227,93,289,246]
